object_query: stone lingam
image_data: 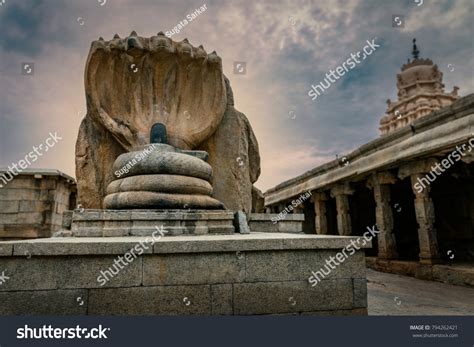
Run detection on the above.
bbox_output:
[104,123,225,210]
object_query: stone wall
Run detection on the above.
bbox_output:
[0,170,76,239]
[0,233,369,315]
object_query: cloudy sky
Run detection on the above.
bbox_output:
[0,0,473,191]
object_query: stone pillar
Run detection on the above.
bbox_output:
[367,173,398,259]
[312,192,328,235]
[330,184,354,236]
[411,174,439,263]
[399,159,440,264]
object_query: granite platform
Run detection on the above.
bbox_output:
[0,233,370,315]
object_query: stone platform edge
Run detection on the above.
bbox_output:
[0,233,371,256]
[366,257,474,287]
[70,209,235,221]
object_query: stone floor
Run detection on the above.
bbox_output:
[367,269,474,315]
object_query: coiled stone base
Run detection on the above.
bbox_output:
[103,144,225,210]
[104,191,224,210]
[106,175,213,196]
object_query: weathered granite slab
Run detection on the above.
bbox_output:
[0,233,370,256]
[248,213,304,233]
[233,279,353,315]
[88,285,212,315]
[0,289,88,315]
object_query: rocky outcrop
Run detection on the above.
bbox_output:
[199,77,260,213]
[76,115,123,208]
[75,33,260,210]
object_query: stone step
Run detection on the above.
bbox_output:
[67,209,236,237]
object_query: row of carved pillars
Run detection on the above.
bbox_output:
[308,160,441,264]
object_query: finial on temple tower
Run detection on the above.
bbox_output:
[412,38,420,60]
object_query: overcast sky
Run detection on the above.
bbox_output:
[0,0,473,191]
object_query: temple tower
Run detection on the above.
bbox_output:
[379,39,459,135]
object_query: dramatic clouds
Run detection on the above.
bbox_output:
[0,0,472,191]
